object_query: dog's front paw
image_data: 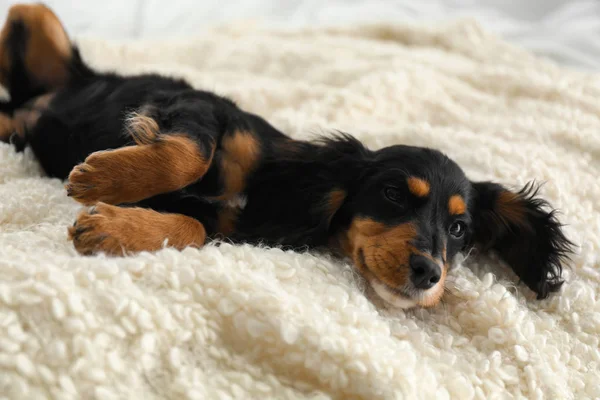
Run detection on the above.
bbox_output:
[65,151,123,205]
[68,203,130,256]
[68,202,207,256]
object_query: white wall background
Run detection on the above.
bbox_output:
[1,0,600,70]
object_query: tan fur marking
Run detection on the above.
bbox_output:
[340,218,416,289]
[12,109,35,134]
[338,218,446,307]
[448,194,466,215]
[0,110,31,140]
[0,4,72,89]
[407,177,430,197]
[325,189,346,224]
[218,130,261,199]
[69,203,206,256]
[19,93,55,132]
[66,134,213,205]
[217,207,238,237]
[127,112,160,145]
[0,113,15,141]
[497,191,527,226]
[0,93,56,141]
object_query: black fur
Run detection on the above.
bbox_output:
[469,182,574,299]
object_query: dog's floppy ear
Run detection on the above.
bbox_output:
[467,181,574,299]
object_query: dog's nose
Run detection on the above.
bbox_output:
[410,255,441,290]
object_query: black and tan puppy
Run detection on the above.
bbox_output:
[0,4,573,308]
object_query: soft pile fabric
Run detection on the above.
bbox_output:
[0,20,599,400]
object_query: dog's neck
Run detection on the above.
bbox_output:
[228,135,369,248]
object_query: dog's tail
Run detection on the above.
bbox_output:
[0,3,94,110]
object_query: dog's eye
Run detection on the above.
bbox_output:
[384,187,403,203]
[449,221,466,238]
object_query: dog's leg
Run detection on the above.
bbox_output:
[0,4,73,144]
[0,92,55,145]
[0,113,15,142]
[65,111,217,205]
[0,4,73,105]
[69,202,207,256]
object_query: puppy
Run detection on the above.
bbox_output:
[0,4,574,308]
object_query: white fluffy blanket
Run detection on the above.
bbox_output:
[1,20,599,400]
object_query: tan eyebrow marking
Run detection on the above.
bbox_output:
[407,177,430,197]
[448,194,466,215]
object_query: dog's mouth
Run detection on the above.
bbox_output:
[357,248,445,309]
[369,279,444,309]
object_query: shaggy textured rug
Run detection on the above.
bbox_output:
[0,20,599,400]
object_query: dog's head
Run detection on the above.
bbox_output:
[326,138,574,308]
